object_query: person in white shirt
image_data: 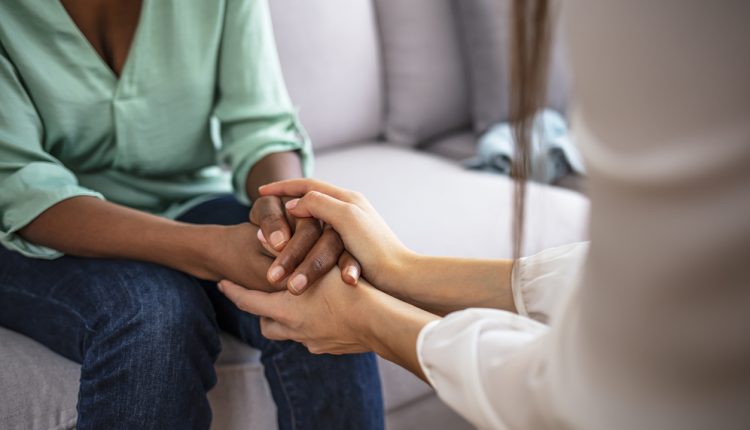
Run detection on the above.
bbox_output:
[218,0,750,428]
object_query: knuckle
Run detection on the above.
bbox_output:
[344,204,361,222]
[306,191,323,203]
[259,213,281,226]
[251,197,271,214]
[308,256,328,274]
[298,223,322,241]
[299,217,321,231]
[349,191,365,203]
[255,196,272,205]
[326,229,344,247]
[250,197,266,210]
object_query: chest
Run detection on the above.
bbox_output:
[59,0,143,77]
[0,1,227,174]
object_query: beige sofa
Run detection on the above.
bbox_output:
[0,0,589,429]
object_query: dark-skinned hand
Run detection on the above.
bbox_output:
[249,195,361,295]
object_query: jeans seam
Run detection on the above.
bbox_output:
[271,347,299,430]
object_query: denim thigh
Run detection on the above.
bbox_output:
[0,250,220,365]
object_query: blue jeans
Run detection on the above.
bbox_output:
[0,195,384,430]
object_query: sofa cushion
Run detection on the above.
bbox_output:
[386,394,474,430]
[269,0,384,150]
[206,334,277,430]
[374,0,471,146]
[377,358,432,413]
[454,0,571,132]
[0,326,78,430]
[315,143,589,259]
[419,130,478,161]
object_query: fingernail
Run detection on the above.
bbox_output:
[345,266,359,284]
[269,231,286,249]
[268,266,285,282]
[217,282,224,293]
[257,229,267,243]
[285,199,299,210]
[289,274,307,293]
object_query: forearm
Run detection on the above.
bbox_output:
[389,253,516,316]
[19,196,220,279]
[245,151,303,201]
[357,285,440,382]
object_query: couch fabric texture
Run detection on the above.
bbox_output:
[374,0,471,146]
[0,0,589,429]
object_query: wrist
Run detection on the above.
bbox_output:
[353,283,440,367]
[350,286,385,351]
[382,249,427,300]
[353,286,402,355]
[377,247,424,296]
[172,223,227,281]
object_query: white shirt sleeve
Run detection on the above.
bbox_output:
[417,243,587,430]
[511,242,589,324]
[417,310,546,430]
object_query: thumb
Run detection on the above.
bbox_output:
[218,280,283,319]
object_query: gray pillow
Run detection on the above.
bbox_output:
[269,0,385,151]
[375,0,471,146]
[454,0,571,133]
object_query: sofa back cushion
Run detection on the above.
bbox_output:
[269,0,384,151]
[455,0,571,132]
[374,0,472,146]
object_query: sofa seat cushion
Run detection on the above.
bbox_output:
[315,143,589,259]
[419,130,478,161]
[0,326,79,430]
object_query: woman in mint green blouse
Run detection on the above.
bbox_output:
[0,1,383,429]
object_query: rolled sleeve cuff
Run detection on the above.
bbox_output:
[1,163,104,259]
[511,242,589,324]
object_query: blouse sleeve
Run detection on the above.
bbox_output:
[511,242,589,324]
[213,0,313,205]
[0,44,103,259]
[417,309,549,430]
[417,242,588,430]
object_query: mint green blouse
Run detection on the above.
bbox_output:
[0,0,313,259]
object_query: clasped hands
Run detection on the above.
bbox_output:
[217,179,424,355]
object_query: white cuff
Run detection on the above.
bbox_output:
[416,319,441,387]
[511,242,589,324]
